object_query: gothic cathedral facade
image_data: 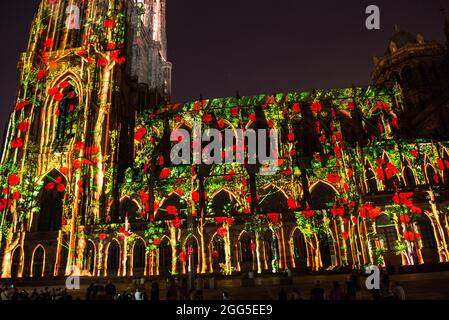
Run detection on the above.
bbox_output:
[0,0,171,278]
[2,1,449,280]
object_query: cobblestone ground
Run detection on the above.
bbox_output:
[3,271,449,300]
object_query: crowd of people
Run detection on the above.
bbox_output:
[84,277,206,301]
[277,273,406,301]
[0,285,74,300]
[0,272,407,301]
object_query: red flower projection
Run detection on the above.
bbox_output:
[249,114,256,122]
[202,114,213,123]
[287,198,297,209]
[44,176,65,193]
[399,214,411,223]
[72,159,82,169]
[267,213,280,223]
[59,81,69,89]
[347,169,353,179]
[134,127,147,142]
[410,149,419,158]
[192,191,200,203]
[229,107,239,117]
[437,159,449,171]
[97,57,109,66]
[45,182,56,191]
[166,206,177,215]
[217,227,227,238]
[341,231,349,240]
[359,203,381,219]
[103,19,116,28]
[48,86,59,96]
[292,103,301,113]
[171,217,182,229]
[391,117,399,129]
[15,100,29,111]
[376,101,389,112]
[153,238,161,246]
[57,184,65,193]
[0,199,12,211]
[37,69,48,80]
[160,168,171,179]
[119,227,130,239]
[18,121,30,133]
[302,209,315,219]
[214,217,226,224]
[44,38,54,49]
[84,146,99,156]
[287,132,295,142]
[11,138,23,149]
[140,191,149,204]
[433,174,440,184]
[12,191,21,201]
[74,141,85,152]
[179,251,187,262]
[403,231,421,242]
[327,173,341,184]
[7,174,20,186]
[330,206,345,218]
[376,160,398,181]
[99,233,107,241]
[392,192,413,207]
[310,102,322,113]
[111,51,126,65]
[334,145,342,158]
[347,101,355,111]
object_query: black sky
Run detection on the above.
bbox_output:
[0,0,447,147]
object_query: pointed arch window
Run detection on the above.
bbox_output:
[55,84,79,141]
[403,166,416,188]
[365,162,378,193]
[37,170,67,232]
[133,239,146,276]
[426,164,440,186]
[309,182,337,209]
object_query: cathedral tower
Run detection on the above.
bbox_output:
[372,24,449,139]
[0,0,171,278]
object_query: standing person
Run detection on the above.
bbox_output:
[151,282,160,301]
[392,281,406,300]
[310,280,325,300]
[329,281,344,301]
[380,274,394,300]
[166,278,178,300]
[86,283,95,300]
[291,288,303,300]
[345,275,360,300]
[194,277,204,300]
[134,288,145,301]
[278,288,287,300]
[105,281,117,300]
[92,281,101,300]
[179,278,188,300]
[222,292,232,300]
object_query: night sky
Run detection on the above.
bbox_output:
[0,0,447,147]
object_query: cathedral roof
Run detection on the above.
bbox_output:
[385,30,417,54]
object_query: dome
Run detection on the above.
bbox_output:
[385,30,417,54]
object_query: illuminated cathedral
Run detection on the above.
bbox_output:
[1,0,449,280]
